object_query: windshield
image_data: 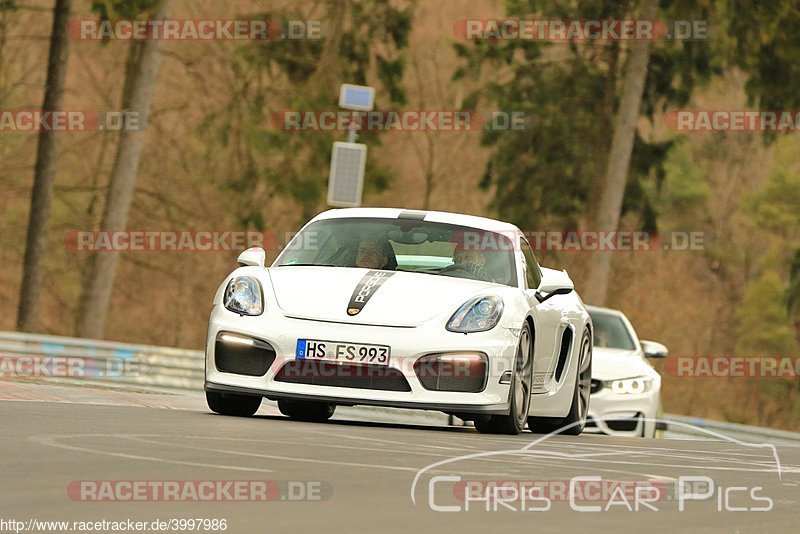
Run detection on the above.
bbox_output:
[274,217,518,287]
[589,310,637,351]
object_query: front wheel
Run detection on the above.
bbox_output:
[529,328,591,435]
[206,391,262,417]
[278,399,336,422]
[475,322,533,435]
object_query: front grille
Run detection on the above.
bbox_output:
[413,354,487,393]
[274,360,412,392]
[605,414,642,432]
[215,335,275,376]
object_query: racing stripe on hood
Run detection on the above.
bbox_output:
[347,270,395,316]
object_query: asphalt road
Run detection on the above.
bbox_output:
[1,382,799,533]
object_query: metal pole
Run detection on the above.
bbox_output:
[347,111,359,143]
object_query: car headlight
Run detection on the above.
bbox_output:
[447,296,503,333]
[223,276,263,316]
[605,376,653,395]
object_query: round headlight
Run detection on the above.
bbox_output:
[447,296,504,333]
[609,377,652,394]
[223,276,263,316]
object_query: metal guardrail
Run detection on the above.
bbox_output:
[0,330,205,391]
[2,330,800,443]
[662,413,800,445]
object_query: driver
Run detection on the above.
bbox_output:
[450,244,490,281]
[355,238,392,270]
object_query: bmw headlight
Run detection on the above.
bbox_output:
[605,376,653,395]
[447,296,504,333]
[223,276,263,316]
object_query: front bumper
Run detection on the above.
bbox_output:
[587,385,661,437]
[204,305,519,416]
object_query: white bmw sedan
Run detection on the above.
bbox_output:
[204,208,592,435]
[586,305,668,438]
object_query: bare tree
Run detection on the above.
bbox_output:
[75,0,171,339]
[582,0,658,305]
[17,0,72,332]
[585,38,621,226]
[407,45,473,210]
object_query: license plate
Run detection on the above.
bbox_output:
[296,339,391,366]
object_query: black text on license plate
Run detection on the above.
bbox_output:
[296,339,390,365]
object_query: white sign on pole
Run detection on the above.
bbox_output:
[338,84,375,111]
[327,141,367,207]
[327,83,374,207]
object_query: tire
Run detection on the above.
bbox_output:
[278,399,336,422]
[475,322,533,435]
[206,391,262,417]
[529,328,592,436]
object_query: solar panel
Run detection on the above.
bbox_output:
[327,142,367,207]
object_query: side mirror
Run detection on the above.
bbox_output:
[535,270,574,303]
[237,247,266,268]
[641,340,668,358]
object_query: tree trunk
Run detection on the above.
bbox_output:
[308,0,346,90]
[422,132,435,210]
[17,0,72,332]
[582,0,658,306]
[585,38,621,227]
[75,0,171,339]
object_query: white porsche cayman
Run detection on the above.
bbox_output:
[204,208,592,435]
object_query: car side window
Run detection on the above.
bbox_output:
[520,238,542,290]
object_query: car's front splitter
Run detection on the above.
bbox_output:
[205,380,511,415]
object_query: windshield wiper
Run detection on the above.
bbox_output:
[278,263,338,267]
[395,268,438,275]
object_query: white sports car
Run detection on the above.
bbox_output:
[586,305,668,438]
[204,208,592,435]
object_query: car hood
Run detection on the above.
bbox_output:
[267,266,498,327]
[592,347,659,381]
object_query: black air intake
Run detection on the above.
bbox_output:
[414,353,488,393]
[214,333,275,376]
[275,360,412,392]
